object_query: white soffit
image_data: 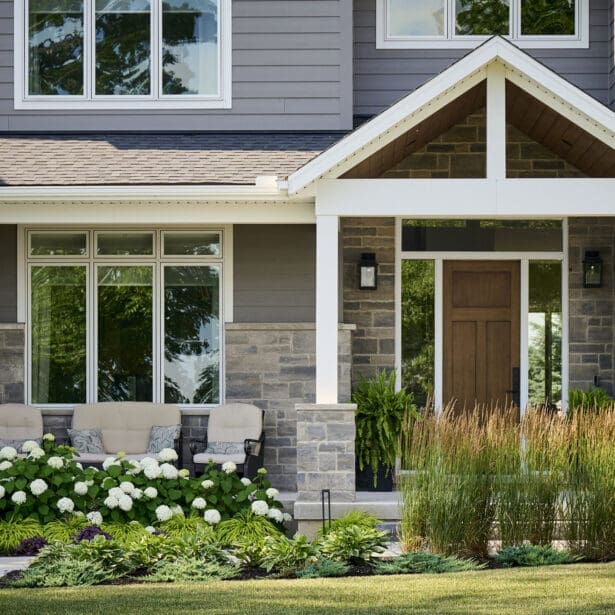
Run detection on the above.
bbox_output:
[288,36,615,196]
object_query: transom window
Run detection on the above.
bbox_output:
[15,0,231,109]
[27,229,223,406]
[377,0,588,49]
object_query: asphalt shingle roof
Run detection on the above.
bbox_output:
[0,132,346,186]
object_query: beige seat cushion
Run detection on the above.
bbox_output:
[0,404,43,441]
[75,452,161,465]
[193,451,246,465]
[207,403,262,443]
[72,402,181,454]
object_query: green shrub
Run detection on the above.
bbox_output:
[43,517,88,544]
[569,387,613,412]
[318,524,388,565]
[375,551,484,575]
[144,558,239,583]
[261,533,319,575]
[216,510,281,547]
[159,514,212,539]
[11,558,114,588]
[495,545,580,568]
[0,518,44,553]
[295,558,349,579]
[101,521,149,545]
[318,511,381,538]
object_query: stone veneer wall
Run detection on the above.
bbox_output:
[381,110,585,179]
[0,324,24,404]
[224,323,354,491]
[342,218,396,389]
[568,218,615,396]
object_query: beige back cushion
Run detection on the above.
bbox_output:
[0,404,43,440]
[72,402,181,454]
[208,403,263,443]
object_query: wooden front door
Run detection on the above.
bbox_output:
[443,261,520,410]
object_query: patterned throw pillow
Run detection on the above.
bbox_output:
[68,428,105,454]
[147,424,181,454]
[0,438,41,450]
[205,441,245,456]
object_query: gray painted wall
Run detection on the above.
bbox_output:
[0,0,354,131]
[0,225,16,322]
[233,224,315,323]
[354,0,612,117]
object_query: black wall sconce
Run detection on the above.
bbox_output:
[359,252,378,290]
[583,251,603,288]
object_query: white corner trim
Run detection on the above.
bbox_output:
[486,63,506,180]
[288,36,615,196]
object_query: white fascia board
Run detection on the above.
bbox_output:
[315,178,615,218]
[0,200,316,225]
[289,36,615,195]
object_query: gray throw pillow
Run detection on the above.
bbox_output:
[147,424,181,454]
[0,438,41,451]
[68,428,105,454]
[205,441,245,456]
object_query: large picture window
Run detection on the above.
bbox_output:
[378,0,588,49]
[27,229,223,406]
[17,0,231,108]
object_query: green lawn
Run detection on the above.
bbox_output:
[1,563,614,615]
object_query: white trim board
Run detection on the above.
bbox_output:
[315,179,615,218]
[288,36,615,196]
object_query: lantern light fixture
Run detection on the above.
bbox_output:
[359,252,378,290]
[583,251,603,288]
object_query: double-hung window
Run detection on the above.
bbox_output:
[27,229,223,406]
[15,0,231,108]
[377,0,589,49]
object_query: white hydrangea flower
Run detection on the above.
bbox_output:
[74,481,88,496]
[0,461,13,471]
[118,494,133,512]
[204,509,221,525]
[144,464,162,480]
[21,440,39,453]
[0,446,17,461]
[11,490,26,505]
[73,511,85,518]
[126,460,142,475]
[43,433,55,442]
[75,462,83,470]
[104,495,119,509]
[102,457,120,471]
[251,500,269,516]
[86,511,103,526]
[47,456,64,469]
[0,485,5,498]
[145,525,156,534]
[267,508,284,523]
[144,486,158,499]
[191,497,207,510]
[108,487,124,500]
[201,479,214,490]
[240,477,252,486]
[29,479,48,496]
[120,481,135,494]
[57,497,75,513]
[132,488,143,500]
[85,480,95,487]
[155,505,173,522]
[160,463,179,480]
[140,456,159,468]
[222,461,236,474]
[29,447,45,460]
[158,448,178,463]
[178,469,190,479]
[172,505,184,517]
[282,512,293,523]
[266,488,279,499]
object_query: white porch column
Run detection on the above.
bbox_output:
[486,62,507,180]
[316,214,339,403]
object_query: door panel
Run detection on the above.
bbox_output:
[444,261,520,411]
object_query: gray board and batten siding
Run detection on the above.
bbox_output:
[609,1,615,106]
[0,0,354,131]
[0,224,16,322]
[233,224,316,324]
[354,0,614,117]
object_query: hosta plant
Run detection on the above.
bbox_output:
[318,524,388,565]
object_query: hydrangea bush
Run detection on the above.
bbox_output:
[0,436,286,528]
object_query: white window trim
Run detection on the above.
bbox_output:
[24,227,227,409]
[376,0,589,49]
[14,0,232,110]
[395,220,568,415]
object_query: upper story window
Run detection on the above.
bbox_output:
[377,0,589,49]
[15,0,232,109]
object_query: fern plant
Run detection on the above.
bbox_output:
[353,370,419,486]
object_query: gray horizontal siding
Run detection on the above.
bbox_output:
[0,0,353,131]
[233,224,315,323]
[354,0,611,117]
[0,225,17,322]
[610,1,615,108]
